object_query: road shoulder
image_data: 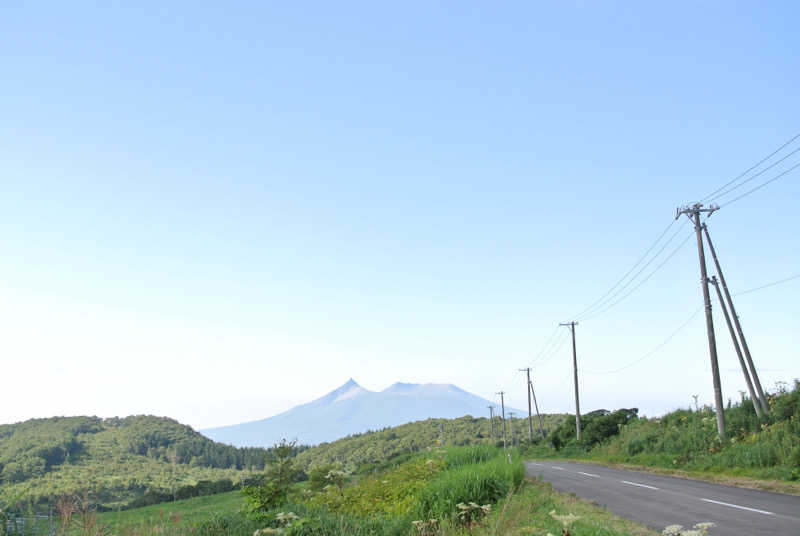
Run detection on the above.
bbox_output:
[529,457,800,496]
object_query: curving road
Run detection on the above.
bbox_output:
[525,460,800,535]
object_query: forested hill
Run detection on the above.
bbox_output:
[295,413,569,472]
[0,415,299,509]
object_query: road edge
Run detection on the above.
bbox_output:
[527,457,800,496]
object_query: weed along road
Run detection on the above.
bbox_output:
[525,461,800,535]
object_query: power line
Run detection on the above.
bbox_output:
[734,273,800,296]
[582,229,695,321]
[534,329,569,367]
[531,326,561,363]
[571,219,678,320]
[582,269,800,376]
[709,146,800,204]
[701,132,800,203]
[576,220,691,321]
[532,328,567,365]
[584,307,703,375]
[719,161,800,208]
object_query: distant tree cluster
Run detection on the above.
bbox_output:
[550,408,639,450]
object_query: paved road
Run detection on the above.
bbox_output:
[525,460,800,535]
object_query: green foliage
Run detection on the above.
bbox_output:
[306,464,339,491]
[443,444,500,467]
[295,414,568,473]
[0,415,288,510]
[544,381,800,482]
[242,441,305,519]
[307,456,444,518]
[414,451,524,522]
[551,408,639,450]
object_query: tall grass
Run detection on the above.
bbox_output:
[443,444,500,468]
[414,450,524,521]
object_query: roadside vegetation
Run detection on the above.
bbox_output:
[529,380,800,486]
[38,444,653,536]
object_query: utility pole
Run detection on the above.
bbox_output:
[487,406,495,439]
[709,276,763,418]
[508,412,516,446]
[676,203,725,439]
[440,422,445,446]
[529,378,547,439]
[703,224,769,415]
[496,391,507,449]
[559,321,581,441]
[519,368,534,442]
[692,394,699,412]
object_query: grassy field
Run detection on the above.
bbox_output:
[90,491,248,533]
[63,446,659,536]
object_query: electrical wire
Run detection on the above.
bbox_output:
[536,328,570,367]
[570,219,678,321]
[734,273,800,296]
[534,328,567,364]
[708,146,800,204]
[701,132,800,203]
[719,161,800,208]
[582,227,695,321]
[582,270,799,376]
[531,326,561,363]
[575,220,690,321]
[583,307,703,375]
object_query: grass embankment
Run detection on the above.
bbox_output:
[78,445,655,536]
[528,381,800,494]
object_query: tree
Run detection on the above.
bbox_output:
[242,440,302,519]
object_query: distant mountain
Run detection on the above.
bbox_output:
[201,379,525,447]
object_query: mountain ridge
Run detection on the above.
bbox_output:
[201,379,525,447]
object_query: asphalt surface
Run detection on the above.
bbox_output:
[525,460,800,535]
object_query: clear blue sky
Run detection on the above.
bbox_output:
[2,2,798,429]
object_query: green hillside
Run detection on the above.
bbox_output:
[0,412,569,513]
[295,413,569,472]
[0,415,281,510]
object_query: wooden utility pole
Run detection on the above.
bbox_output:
[709,276,762,418]
[692,394,699,412]
[529,378,546,439]
[703,224,769,415]
[487,406,495,439]
[559,321,581,441]
[677,203,725,439]
[519,367,534,442]
[508,412,516,446]
[496,391,507,449]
